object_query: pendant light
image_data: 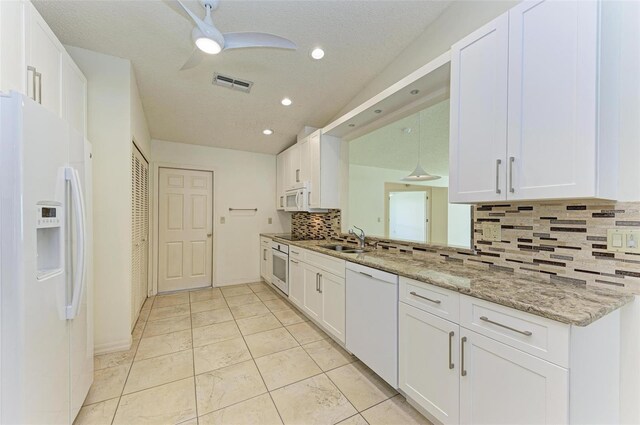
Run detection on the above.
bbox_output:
[402,115,441,182]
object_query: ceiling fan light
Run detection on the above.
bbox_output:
[192,27,222,54]
[402,163,441,182]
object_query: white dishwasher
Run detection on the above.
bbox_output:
[346,262,399,388]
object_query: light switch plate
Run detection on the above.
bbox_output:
[607,228,640,253]
[481,222,501,242]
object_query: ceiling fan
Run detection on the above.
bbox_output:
[176,0,297,70]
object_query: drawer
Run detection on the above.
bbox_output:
[399,276,459,322]
[305,250,345,278]
[260,237,271,246]
[460,295,570,367]
[289,246,304,260]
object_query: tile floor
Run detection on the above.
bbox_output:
[76,282,432,425]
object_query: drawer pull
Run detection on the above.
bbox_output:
[480,316,532,336]
[410,291,441,304]
[448,331,454,370]
[358,271,373,278]
[291,250,300,255]
[290,259,299,264]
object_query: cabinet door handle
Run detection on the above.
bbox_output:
[280,196,284,207]
[495,159,502,194]
[448,331,455,370]
[509,156,515,193]
[315,273,319,292]
[27,66,37,101]
[36,71,42,104]
[263,249,267,261]
[461,336,467,376]
[308,191,311,206]
[480,316,532,336]
[318,274,323,293]
[291,250,299,255]
[290,259,299,264]
[409,291,441,304]
[296,169,300,183]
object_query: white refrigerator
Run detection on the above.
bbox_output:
[0,92,93,424]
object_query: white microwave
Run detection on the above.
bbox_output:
[284,187,309,212]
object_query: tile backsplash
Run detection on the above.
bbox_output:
[291,201,640,294]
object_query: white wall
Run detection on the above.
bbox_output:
[151,139,291,287]
[130,69,151,157]
[332,1,517,121]
[67,46,132,353]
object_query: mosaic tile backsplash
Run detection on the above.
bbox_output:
[290,201,640,294]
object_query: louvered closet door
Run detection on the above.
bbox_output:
[131,145,149,328]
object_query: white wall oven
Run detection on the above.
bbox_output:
[271,241,289,295]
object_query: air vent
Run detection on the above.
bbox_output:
[212,73,253,93]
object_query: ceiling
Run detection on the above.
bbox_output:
[349,98,450,177]
[33,0,451,154]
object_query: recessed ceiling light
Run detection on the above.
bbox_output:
[410,89,420,95]
[311,47,325,60]
[263,129,273,135]
[374,109,382,114]
[281,98,292,106]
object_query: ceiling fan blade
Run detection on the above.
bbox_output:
[175,0,209,33]
[180,48,204,71]
[222,32,297,51]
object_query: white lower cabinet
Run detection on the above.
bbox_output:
[399,303,460,425]
[302,264,322,321]
[459,328,568,425]
[259,237,271,283]
[288,257,304,307]
[319,271,345,343]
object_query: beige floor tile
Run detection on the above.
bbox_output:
[192,308,234,328]
[272,308,308,326]
[236,313,282,336]
[113,377,197,425]
[327,362,398,411]
[262,298,292,312]
[244,327,299,358]
[225,293,261,307]
[84,365,129,405]
[190,288,224,303]
[74,398,119,425]
[177,419,198,425]
[337,414,370,425]
[154,292,190,308]
[230,302,270,320]
[255,290,280,302]
[286,321,328,345]
[191,298,228,313]
[193,337,252,374]
[148,303,191,321]
[124,350,194,394]
[198,393,283,425]
[248,282,271,293]
[94,343,137,370]
[143,315,191,338]
[136,330,192,361]
[195,360,267,415]
[361,395,431,425]
[193,321,241,347]
[220,285,253,297]
[255,347,322,390]
[270,374,357,425]
[302,339,355,371]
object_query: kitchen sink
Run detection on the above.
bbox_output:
[322,244,366,254]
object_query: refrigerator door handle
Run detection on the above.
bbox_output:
[65,167,87,320]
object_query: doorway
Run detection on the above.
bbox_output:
[388,191,429,242]
[157,167,213,293]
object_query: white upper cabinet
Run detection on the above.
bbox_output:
[26,2,62,116]
[276,154,285,210]
[449,14,509,203]
[61,55,87,137]
[506,0,598,200]
[450,0,617,203]
[0,0,27,94]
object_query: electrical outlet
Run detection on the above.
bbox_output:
[481,222,502,242]
[220,216,226,224]
[268,217,273,224]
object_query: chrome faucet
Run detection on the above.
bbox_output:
[349,226,366,248]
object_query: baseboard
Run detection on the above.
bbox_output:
[215,277,263,287]
[94,336,132,355]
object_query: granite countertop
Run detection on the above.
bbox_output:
[261,234,634,326]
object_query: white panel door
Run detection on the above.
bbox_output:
[288,258,304,308]
[399,303,459,425]
[131,146,149,326]
[507,0,598,200]
[319,272,345,343]
[26,3,62,116]
[302,263,322,321]
[158,168,213,292]
[449,13,509,203]
[459,328,569,425]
